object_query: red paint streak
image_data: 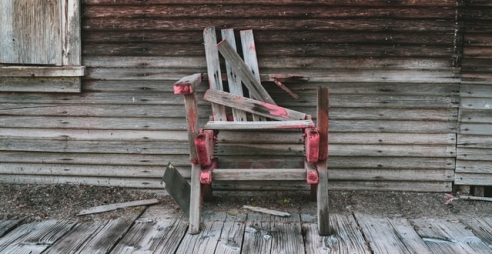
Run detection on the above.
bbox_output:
[249,43,256,51]
[261,102,289,118]
[173,84,193,94]
[200,171,212,184]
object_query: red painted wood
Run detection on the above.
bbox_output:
[173,83,193,95]
[194,129,215,166]
[307,169,319,184]
[304,128,320,163]
[199,158,217,185]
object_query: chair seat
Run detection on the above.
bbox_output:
[203,119,315,130]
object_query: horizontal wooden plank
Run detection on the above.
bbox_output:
[459,109,492,123]
[83,30,456,45]
[456,160,492,173]
[204,120,314,130]
[459,123,492,135]
[0,128,188,141]
[458,134,492,148]
[0,77,82,93]
[460,97,492,110]
[213,180,452,192]
[457,148,492,161]
[0,103,202,118]
[0,66,85,77]
[329,169,454,181]
[82,18,456,32]
[0,138,189,154]
[455,173,492,186]
[84,42,454,58]
[0,174,164,188]
[0,103,457,121]
[82,0,458,7]
[0,117,457,133]
[215,143,455,157]
[83,5,456,19]
[213,168,306,181]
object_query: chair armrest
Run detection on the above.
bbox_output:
[173,73,202,95]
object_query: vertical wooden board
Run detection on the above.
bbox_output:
[63,0,81,66]
[0,220,75,254]
[240,29,265,121]
[302,213,371,254]
[459,217,492,248]
[317,86,330,236]
[110,206,188,253]
[412,218,492,254]
[215,214,246,254]
[0,219,23,237]
[44,221,108,254]
[355,213,432,254]
[270,214,305,254]
[242,213,273,253]
[0,0,62,65]
[203,26,227,121]
[75,211,143,253]
[221,28,248,122]
[176,212,227,253]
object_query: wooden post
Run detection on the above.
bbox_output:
[316,86,330,236]
[173,74,202,234]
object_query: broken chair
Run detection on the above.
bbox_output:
[173,27,330,236]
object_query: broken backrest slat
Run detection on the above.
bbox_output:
[217,39,276,105]
[204,89,307,121]
[204,27,227,121]
[240,29,266,121]
[221,28,248,122]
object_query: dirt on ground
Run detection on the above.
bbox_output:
[1,184,492,222]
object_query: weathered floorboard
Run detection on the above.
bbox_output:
[0,220,75,254]
[242,214,274,253]
[270,214,305,254]
[302,213,370,254]
[72,211,144,253]
[411,218,492,254]
[110,206,188,253]
[214,214,246,254]
[0,219,23,237]
[355,213,432,254]
[459,217,492,248]
[176,213,227,253]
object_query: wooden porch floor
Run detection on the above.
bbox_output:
[1,203,492,254]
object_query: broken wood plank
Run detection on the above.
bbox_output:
[459,195,492,202]
[243,205,291,217]
[204,26,227,121]
[240,29,266,121]
[204,89,307,121]
[302,213,371,254]
[204,120,314,130]
[412,218,491,253]
[217,39,275,105]
[111,206,188,253]
[163,162,190,217]
[0,220,76,254]
[221,28,248,122]
[355,214,432,254]
[77,199,159,216]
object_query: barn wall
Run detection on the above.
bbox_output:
[456,0,492,186]
[0,0,462,191]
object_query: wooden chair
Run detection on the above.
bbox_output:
[174,27,330,236]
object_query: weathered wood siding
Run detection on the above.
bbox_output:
[0,0,463,191]
[456,0,492,186]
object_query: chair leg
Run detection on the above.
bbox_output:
[317,160,330,236]
[188,163,201,234]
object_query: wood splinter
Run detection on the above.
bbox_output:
[243,205,291,217]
